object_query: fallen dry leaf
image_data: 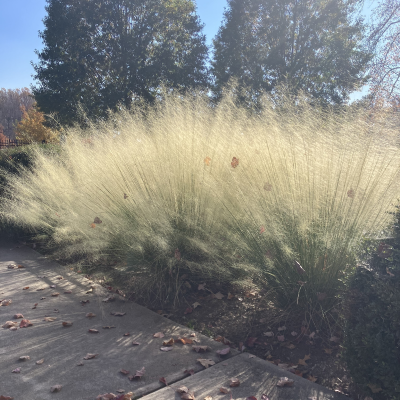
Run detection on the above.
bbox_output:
[184,369,195,375]
[154,332,165,338]
[159,377,168,385]
[177,387,189,394]
[247,397,258,400]
[120,369,130,375]
[160,346,173,352]
[124,333,130,336]
[323,348,333,354]
[12,368,21,373]
[277,326,286,331]
[36,359,44,365]
[219,387,230,394]
[43,317,57,322]
[0,396,14,400]
[32,303,38,309]
[198,283,206,291]
[88,329,99,333]
[229,378,240,387]
[50,285,56,288]
[277,377,294,387]
[330,336,340,343]
[103,326,116,329]
[291,331,298,336]
[51,292,60,297]
[162,338,174,346]
[83,353,98,360]
[96,394,116,400]
[298,354,311,366]
[1,299,12,306]
[176,337,193,345]
[64,290,72,294]
[86,313,96,318]
[285,343,296,349]
[277,335,285,342]
[13,314,23,319]
[307,375,317,383]
[132,341,140,346]
[264,331,274,337]
[50,385,62,393]
[128,366,145,380]
[20,319,32,328]
[184,307,193,314]
[192,345,209,353]
[22,287,29,290]
[203,397,212,400]
[2,321,18,329]
[213,292,224,300]
[216,347,230,355]
[19,356,30,361]
[197,359,215,368]
[62,321,73,327]
[181,392,195,400]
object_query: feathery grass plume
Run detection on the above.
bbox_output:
[1,88,400,313]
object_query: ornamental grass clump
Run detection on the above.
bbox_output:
[1,89,400,311]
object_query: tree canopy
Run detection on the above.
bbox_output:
[211,0,372,107]
[33,0,209,125]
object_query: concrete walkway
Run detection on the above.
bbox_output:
[0,240,349,400]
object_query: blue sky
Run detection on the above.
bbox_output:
[0,0,371,100]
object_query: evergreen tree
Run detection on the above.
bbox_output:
[33,0,209,125]
[211,0,372,107]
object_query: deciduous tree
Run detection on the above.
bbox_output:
[15,106,59,143]
[211,0,372,108]
[32,0,209,125]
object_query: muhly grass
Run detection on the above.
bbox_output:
[1,90,400,317]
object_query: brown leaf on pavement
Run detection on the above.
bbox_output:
[213,292,224,299]
[216,347,230,355]
[22,287,29,290]
[120,369,130,375]
[192,345,209,353]
[177,387,189,394]
[181,393,195,400]
[50,385,62,393]
[111,312,126,316]
[307,375,317,382]
[298,354,311,366]
[277,377,294,387]
[198,283,206,291]
[2,321,18,329]
[1,299,12,306]
[62,321,73,327]
[184,369,195,375]
[88,329,99,333]
[124,333,130,336]
[219,387,230,394]
[36,359,44,365]
[13,314,23,319]
[132,341,140,346]
[12,368,21,373]
[83,353,98,360]
[160,347,173,352]
[43,317,57,322]
[19,356,30,361]
[0,396,14,400]
[86,313,96,318]
[175,337,193,345]
[159,377,168,385]
[20,319,33,328]
[51,292,60,297]
[128,366,145,380]
[162,338,174,346]
[229,378,240,387]
[197,359,215,368]
[64,290,72,294]
[153,332,165,338]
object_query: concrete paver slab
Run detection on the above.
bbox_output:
[141,352,349,400]
[0,242,236,400]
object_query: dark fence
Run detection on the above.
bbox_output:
[0,140,32,150]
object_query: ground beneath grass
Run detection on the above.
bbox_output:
[31,242,370,400]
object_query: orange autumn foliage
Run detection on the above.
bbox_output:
[15,106,59,143]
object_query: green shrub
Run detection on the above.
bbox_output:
[344,206,400,399]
